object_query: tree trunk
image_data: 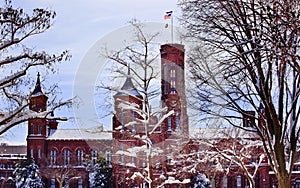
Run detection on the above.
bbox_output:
[248,179,255,188]
[277,173,291,188]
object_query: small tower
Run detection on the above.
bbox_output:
[112,67,142,135]
[27,73,48,163]
[112,67,144,187]
[160,43,188,136]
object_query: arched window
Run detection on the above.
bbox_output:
[296,179,300,188]
[77,150,84,166]
[163,63,169,94]
[175,111,180,130]
[106,150,112,165]
[30,123,34,135]
[237,175,242,188]
[131,110,136,133]
[50,149,57,166]
[50,178,56,188]
[167,117,172,132]
[63,149,71,166]
[170,62,176,93]
[37,124,42,135]
[91,150,98,166]
[121,110,124,131]
[30,149,34,159]
[37,148,41,159]
[177,64,183,90]
[78,178,83,188]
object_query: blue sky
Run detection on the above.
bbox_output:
[1,0,182,144]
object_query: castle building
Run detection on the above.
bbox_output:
[3,42,299,188]
[0,143,26,188]
[160,43,188,137]
[111,43,190,187]
[26,73,112,188]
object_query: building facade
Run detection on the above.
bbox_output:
[26,74,112,188]
[2,43,300,188]
[0,143,26,188]
[111,43,190,187]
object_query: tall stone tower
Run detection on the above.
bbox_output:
[160,43,188,137]
[27,73,48,163]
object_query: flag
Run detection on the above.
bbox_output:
[164,11,172,19]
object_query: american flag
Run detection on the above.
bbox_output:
[164,11,173,19]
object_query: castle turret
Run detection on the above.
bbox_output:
[27,73,48,163]
[113,67,142,134]
[160,44,188,137]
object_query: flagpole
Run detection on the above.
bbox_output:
[171,13,173,44]
[164,11,173,43]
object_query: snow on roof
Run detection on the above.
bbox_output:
[31,72,44,96]
[47,128,112,141]
[114,67,142,97]
[0,143,26,155]
[189,127,258,140]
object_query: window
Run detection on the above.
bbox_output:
[222,176,228,188]
[37,104,42,112]
[46,125,49,136]
[170,80,176,93]
[131,110,136,133]
[175,111,179,130]
[91,150,98,166]
[78,178,83,188]
[50,178,56,188]
[8,164,13,169]
[237,175,242,188]
[106,150,112,164]
[37,124,42,135]
[30,149,34,158]
[142,161,146,168]
[77,150,84,166]
[121,110,124,131]
[37,148,41,159]
[167,117,172,132]
[177,64,183,90]
[30,123,34,135]
[50,150,57,166]
[296,180,300,188]
[163,64,168,94]
[64,178,69,188]
[63,149,71,166]
[170,62,176,93]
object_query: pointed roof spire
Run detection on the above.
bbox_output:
[115,65,142,97]
[32,72,43,96]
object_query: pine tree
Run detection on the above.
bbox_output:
[14,159,44,188]
[88,154,112,188]
[193,173,211,188]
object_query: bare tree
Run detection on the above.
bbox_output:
[42,165,83,188]
[102,20,189,187]
[179,0,300,187]
[0,0,71,135]
[165,128,264,188]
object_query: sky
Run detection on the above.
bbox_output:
[1,0,183,144]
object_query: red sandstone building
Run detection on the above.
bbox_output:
[0,144,26,188]
[1,43,300,188]
[111,43,190,187]
[26,73,112,187]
